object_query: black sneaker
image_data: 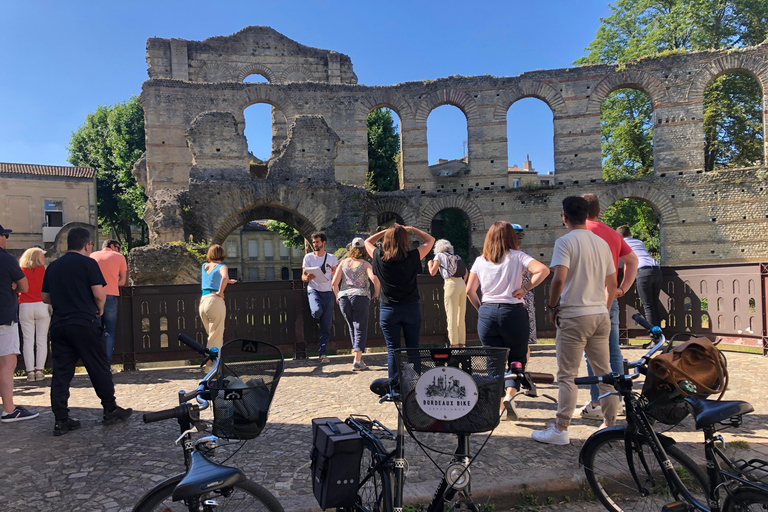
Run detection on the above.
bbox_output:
[103,405,133,426]
[0,406,39,423]
[54,417,81,436]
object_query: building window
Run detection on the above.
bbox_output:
[264,240,274,261]
[279,242,289,260]
[265,267,275,281]
[539,179,550,185]
[292,246,303,258]
[248,240,258,260]
[228,267,238,280]
[249,268,259,281]
[225,240,238,258]
[512,179,521,188]
[44,200,64,227]
[281,267,289,280]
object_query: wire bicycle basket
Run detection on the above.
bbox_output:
[394,347,508,434]
[207,339,284,440]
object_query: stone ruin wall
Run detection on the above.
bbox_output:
[133,26,768,281]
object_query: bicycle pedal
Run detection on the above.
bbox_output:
[662,501,693,512]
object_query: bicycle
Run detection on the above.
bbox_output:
[133,334,286,512]
[576,314,768,512]
[317,346,513,512]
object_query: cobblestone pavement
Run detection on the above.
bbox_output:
[1,345,766,511]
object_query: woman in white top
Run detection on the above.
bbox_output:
[466,221,549,419]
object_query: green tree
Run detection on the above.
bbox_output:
[365,108,401,192]
[601,89,654,181]
[264,220,305,248]
[602,199,661,259]
[68,96,147,248]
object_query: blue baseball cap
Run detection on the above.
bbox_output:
[0,223,11,236]
[510,223,524,231]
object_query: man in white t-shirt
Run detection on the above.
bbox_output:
[531,196,619,445]
[302,232,338,363]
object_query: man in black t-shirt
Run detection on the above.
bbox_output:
[41,227,132,436]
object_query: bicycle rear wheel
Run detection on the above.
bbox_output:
[582,429,708,512]
[133,475,284,512]
[351,438,392,512]
[723,488,768,512]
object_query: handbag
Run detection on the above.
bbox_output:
[648,337,728,400]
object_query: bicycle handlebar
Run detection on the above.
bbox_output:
[178,333,210,356]
[144,404,192,424]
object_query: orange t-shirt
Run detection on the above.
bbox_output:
[19,266,45,304]
[585,220,632,271]
[90,249,128,296]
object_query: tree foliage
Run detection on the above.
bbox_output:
[601,89,654,181]
[365,108,401,192]
[602,199,661,259]
[68,96,147,248]
[264,220,305,249]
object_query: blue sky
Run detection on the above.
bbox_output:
[0,1,612,173]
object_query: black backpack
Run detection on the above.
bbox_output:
[441,253,466,278]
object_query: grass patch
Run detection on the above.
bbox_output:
[515,493,539,511]
[727,440,751,450]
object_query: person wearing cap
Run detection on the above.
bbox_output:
[90,239,128,370]
[427,239,468,348]
[510,224,538,346]
[331,237,380,371]
[0,223,39,423]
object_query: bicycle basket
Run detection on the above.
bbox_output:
[641,372,690,425]
[207,339,284,440]
[394,347,507,434]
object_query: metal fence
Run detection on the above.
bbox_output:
[111,262,766,369]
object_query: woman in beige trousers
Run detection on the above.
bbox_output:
[199,245,236,360]
[428,239,468,347]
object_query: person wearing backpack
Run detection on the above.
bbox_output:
[427,239,468,348]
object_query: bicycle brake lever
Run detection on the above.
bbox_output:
[174,428,197,445]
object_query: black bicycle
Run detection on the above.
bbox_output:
[336,346,510,512]
[577,314,768,512]
[133,334,285,512]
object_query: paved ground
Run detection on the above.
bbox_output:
[1,345,766,511]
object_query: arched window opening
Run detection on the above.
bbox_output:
[427,105,468,172]
[430,208,470,262]
[601,88,653,181]
[701,314,710,329]
[717,297,724,311]
[222,219,306,282]
[733,280,740,294]
[717,280,724,294]
[749,298,756,313]
[602,198,660,260]
[243,103,286,177]
[366,108,401,191]
[700,281,707,294]
[377,212,404,230]
[704,72,764,171]
[243,73,269,83]
[684,297,692,311]
[700,297,708,311]
[507,98,554,188]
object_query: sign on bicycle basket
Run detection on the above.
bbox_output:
[415,367,478,420]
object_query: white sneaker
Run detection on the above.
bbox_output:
[580,401,604,420]
[531,424,570,445]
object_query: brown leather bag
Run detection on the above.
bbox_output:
[648,337,728,400]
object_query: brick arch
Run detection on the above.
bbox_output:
[209,183,330,244]
[414,89,480,123]
[417,196,485,233]
[196,62,242,83]
[599,182,679,224]
[686,54,768,102]
[493,80,568,120]
[239,84,298,121]
[279,65,317,83]
[370,196,418,227]
[236,65,278,83]
[586,70,671,114]
[358,90,414,120]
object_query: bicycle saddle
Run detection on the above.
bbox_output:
[172,451,247,501]
[370,378,390,397]
[684,396,754,429]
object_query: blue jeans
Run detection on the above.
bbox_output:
[379,301,421,382]
[101,295,119,363]
[477,303,529,389]
[586,299,623,403]
[308,290,335,356]
[339,295,370,352]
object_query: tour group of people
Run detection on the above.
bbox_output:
[0,225,132,433]
[294,192,661,446]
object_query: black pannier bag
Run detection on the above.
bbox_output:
[310,417,363,510]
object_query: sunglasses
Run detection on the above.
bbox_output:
[1,234,8,239]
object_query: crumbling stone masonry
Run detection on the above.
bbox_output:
[133,26,768,281]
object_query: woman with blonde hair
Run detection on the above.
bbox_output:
[365,224,434,383]
[466,222,549,420]
[18,247,51,382]
[427,239,468,347]
[332,237,380,371]
[199,244,236,360]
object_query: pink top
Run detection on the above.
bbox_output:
[90,249,127,296]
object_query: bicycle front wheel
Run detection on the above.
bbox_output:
[582,429,709,512]
[352,437,392,512]
[133,475,284,512]
[723,488,768,512]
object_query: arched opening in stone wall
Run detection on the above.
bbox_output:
[703,71,764,171]
[430,208,471,262]
[506,98,555,188]
[365,107,402,191]
[602,197,661,261]
[427,105,468,172]
[600,88,654,181]
[220,218,307,282]
[243,73,270,83]
[242,102,288,177]
[377,212,404,230]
